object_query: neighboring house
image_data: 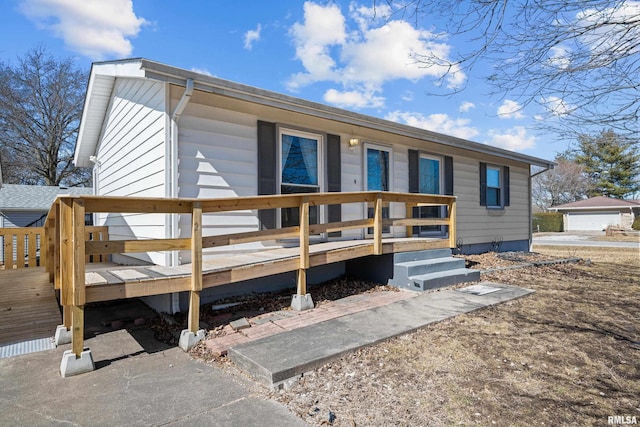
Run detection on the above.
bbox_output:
[0,184,93,228]
[74,58,555,268]
[550,196,640,231]
[0,184,93,264]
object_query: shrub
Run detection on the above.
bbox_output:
[632,216,640,231]
[533,212,564,232]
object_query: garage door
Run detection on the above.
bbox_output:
[566,212,621,231]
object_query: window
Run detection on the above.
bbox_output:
[480,162,510,208]
[279,129,322,227]
[486,166,501,207]
[365,143,392,235]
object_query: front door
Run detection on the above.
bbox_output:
[365,143,392,235]
[418,154,444,235]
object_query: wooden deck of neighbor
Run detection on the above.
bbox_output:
[0,268,60,346]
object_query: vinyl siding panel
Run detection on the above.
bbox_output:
[454,156,530,245]
[175,97,261,257]
[94,78,167,265]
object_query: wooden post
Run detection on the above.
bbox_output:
[71,199,86,358]
[373,193,383,255]
[53,202,62,289]
[405,202,415,237]
[16,230,25,269]
[188,202,202,334]
[297,197,310,296]
[59,198,73,329]
[448,198,457,249]
[28,230,37,267]
[71,305,84,357]
[4,233,14,270]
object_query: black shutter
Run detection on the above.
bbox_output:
[503,166,510,206]
[327,134,342,237]
[408,150,419,193]
[257,120,276,229]
[407,150,420,233]
[479,162,487,206]
[444,156,454,196]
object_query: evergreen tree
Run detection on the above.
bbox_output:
[571,130,640,199]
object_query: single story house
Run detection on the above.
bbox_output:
[0,184,93,228]
[550,196,640,231]
[73,58,554,309]
[0,184,92,264]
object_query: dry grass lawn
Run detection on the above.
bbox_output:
[269,246,640,426]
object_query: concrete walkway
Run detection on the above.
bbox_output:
[0,325,306,426]
[0,282,534,425]
[227,282,534,389]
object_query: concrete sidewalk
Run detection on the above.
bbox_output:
[0,326,306,426]
[0,282,534,425]
[227,282,534,389]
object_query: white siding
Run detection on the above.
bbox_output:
[340,138,365,240]
[176,101,261,257]
[95,78,167,265]
[454,156,530,245]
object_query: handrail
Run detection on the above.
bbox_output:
[42,191,456,359]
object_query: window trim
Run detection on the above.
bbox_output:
[277,127,324,229]
[480,162,510,209]
[364,142,393,237]
[486,165,502,208]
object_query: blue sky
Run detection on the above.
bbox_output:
[0,0,580,161]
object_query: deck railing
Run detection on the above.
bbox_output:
[42,191,456,359]
[0,226,108,270]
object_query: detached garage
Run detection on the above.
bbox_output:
[551,196,640,231]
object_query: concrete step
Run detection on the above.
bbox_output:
[393,248,452,263]
[395,257,466,277]
[410,268,481,291]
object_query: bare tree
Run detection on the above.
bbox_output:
[532,158,590,210]
[0,47,91,187]
[378,0,639,138]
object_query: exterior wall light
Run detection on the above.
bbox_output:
[348,138,360,147]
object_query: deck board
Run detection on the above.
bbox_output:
[82,238,449,303]
[0,268,60,346]
[0,238,452,336]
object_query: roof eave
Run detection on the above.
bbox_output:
[75,58,555,169]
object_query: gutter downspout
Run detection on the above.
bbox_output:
[168,79,194,314]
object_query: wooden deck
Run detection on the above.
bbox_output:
[83,237,449,303]
[0,268,60,346]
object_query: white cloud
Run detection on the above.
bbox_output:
[288,1,465,107]
[486,126,536,151]
[191,67,213,77]
[244,24,262,50]
[18,0,147,60]
[459,101,475,113]
[386,111,480,140]
[324,88,385,109]
[288,2,346,90]
[497,99,525,119]
[401,91,414,102]
[547,45,571,69]
[542,96,574,116]
[576,2,640,55]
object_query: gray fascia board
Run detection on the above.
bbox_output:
[140,59,554,169]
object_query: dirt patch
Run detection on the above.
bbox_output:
[150,278,398,348]
[265,248,640,426]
